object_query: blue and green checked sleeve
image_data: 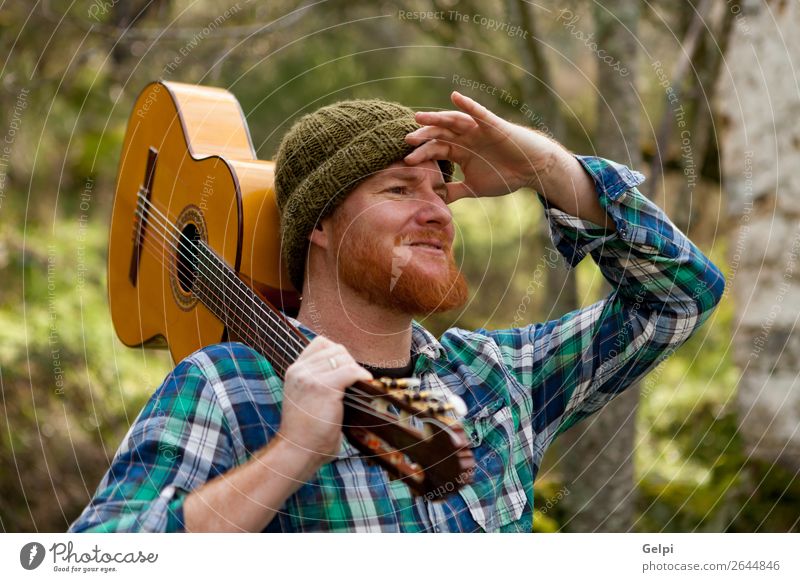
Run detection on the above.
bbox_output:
[481,155,725,448]
[68,358,234,532]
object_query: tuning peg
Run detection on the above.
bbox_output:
[423,395,468,418]
[401,389,431,402]
[377,377,421,389]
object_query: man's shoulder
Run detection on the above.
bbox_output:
[138,342,283,440]
[184,340,261,361]
[176,341,281,386]
[436,324,538,374]
[437,325,503,353]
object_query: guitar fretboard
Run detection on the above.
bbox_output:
[192,241,305,377]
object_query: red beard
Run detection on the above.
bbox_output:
[332,219,468,316]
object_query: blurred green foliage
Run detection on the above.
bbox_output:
[0,214,172,531]
[1,0,797,533]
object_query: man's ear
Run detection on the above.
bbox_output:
[308,216,330,250]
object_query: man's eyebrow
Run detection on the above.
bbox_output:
[377,171,423,183]
[377,172,447,190]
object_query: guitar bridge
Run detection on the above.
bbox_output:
[129,147,158,286]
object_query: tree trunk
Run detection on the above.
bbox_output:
[559,0,641,532]
[717,0,800,470]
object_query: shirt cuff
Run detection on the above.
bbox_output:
[538,155,646,267]
[165,487,188,532]
[138,484,189,532]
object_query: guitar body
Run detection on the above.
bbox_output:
[108,81,297,363]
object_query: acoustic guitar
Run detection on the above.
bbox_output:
[107,80,474,497]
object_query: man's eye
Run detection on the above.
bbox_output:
[388,186,407,195]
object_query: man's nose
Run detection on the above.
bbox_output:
[414,187,452,227]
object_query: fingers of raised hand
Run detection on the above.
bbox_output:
[450,91,497,123]
[412,92,497,128]
[404,139,456,165]
[405,125,458,146]
[413,109,478,134]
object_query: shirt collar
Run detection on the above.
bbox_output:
[410,320,446,362]
[283,314,446,362]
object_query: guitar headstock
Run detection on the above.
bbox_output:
[364,377,468,419]
[342,377,475,499]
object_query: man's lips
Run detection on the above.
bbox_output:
[407,240,444,251]
[394,230,452,258]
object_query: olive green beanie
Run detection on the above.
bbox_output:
[274,99,454,292]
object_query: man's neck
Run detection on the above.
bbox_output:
[296,280,414,369]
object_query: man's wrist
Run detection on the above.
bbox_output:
[272,430,329,483]
[525,147,579,197]
[516,131,564,193]
[533,152,617,231]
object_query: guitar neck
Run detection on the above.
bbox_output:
[192,241,305,377]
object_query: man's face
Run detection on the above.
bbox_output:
[323,160,468,315]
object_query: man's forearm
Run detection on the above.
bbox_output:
[183,433,319,532]
[527,144,617,232]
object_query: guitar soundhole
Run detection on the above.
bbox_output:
[177,223,201,293]
[170,204,207,311]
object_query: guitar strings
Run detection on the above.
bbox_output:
[133,194,307,361]
[134,193,461,436]
[134,192,318,362]
[128,204,464,474]
[128,224,414,434]
[133,195,462,439]
[131,193,429,425]
[133,201,331,384]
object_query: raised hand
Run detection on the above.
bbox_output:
[404,91,566,202]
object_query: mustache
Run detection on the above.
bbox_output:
[393,229,453,253]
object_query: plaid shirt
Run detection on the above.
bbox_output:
[69,156,725,533]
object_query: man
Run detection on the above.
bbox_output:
[70,91,724,532]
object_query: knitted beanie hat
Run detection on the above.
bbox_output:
[274,99,454,292]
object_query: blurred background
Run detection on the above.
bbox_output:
[1,0,798,532]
